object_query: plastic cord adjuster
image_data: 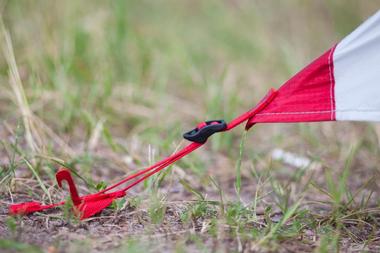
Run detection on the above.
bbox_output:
[183,120,227,143]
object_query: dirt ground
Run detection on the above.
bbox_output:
[1,147,380,253]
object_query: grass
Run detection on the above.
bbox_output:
[1,0,380,252]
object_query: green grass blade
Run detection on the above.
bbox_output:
[24,158,52,203]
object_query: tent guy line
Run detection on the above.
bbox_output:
[9,89,278,219]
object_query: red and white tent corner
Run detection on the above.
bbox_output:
[247,10,380,128]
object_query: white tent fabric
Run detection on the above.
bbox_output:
[334,10,380,121]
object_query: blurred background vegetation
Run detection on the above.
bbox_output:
[1,1,377,146]
[1,0,378,179]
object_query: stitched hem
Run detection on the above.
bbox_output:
[255,110,380,116]
[328,45,337,120]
